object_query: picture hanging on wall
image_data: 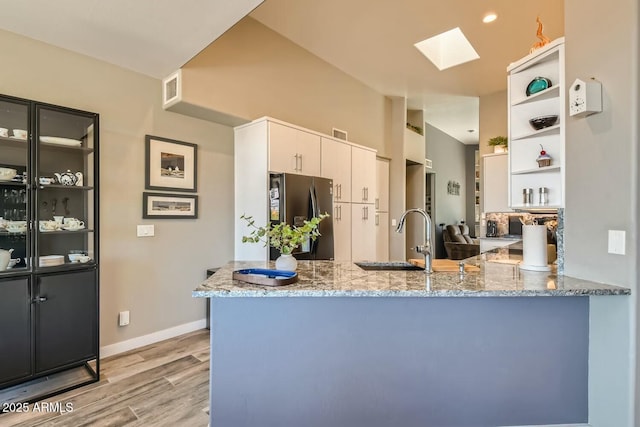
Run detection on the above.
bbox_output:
[145,135,197,192]
[447,181,461,196]
[142,192,198,219]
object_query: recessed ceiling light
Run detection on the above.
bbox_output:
[414,27,480,71]
[483,13,497,24]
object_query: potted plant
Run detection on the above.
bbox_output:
[488,136,508,153]
[240,213,329,270]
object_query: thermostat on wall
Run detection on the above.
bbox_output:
[569,78,602,117]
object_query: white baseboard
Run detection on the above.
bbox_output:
[100,318,207,358]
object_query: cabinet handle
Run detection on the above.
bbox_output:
[338,204,342,220]
[298,154,303,172]
[365,187,368,201]
[375,197,379,210]
[366,206,369,220]
[32,296,47,303]
[338,184,342,200]
[362,187,366,202]
[292,154,298,171]
[375,213,379,226]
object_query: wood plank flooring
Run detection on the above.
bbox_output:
[0,329,210,427]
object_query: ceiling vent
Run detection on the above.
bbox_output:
[162,70,182,109]
[332,128,348,141]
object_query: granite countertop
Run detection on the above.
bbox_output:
[193,247,630,298]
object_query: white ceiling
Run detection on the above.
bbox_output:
[250,0,564,144]
[0,0,563,144]
[0,0,263,78]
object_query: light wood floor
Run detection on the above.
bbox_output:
[0,329,210,427]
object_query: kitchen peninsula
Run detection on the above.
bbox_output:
[194,249,629,427]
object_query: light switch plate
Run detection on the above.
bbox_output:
[119,311,130,326]
[607,230,625,255]
[137,224,154,237]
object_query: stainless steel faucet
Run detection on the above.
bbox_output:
[396,208,433,274]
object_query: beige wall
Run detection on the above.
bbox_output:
[0,30,235,347]
[478,90,508,157]
[181,17,388,155]
[564,0,638,425]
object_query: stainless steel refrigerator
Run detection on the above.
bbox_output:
[268,173,334,260]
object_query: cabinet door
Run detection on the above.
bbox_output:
[332,202,351,261]
[351,203,376,261]
[321,138,352,202]
[375,212,389,262]
[0,277,31,385]
[482,154,510,213]
[352,146,376,203]
[0,96,31,273]
[375,158,390,211]
[295,130,321,177]
[35,104,98,269]
[34,269,97,373]
[268,122,320,176]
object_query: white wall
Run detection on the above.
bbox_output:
[0,30,236,348]
[564,0,639,425]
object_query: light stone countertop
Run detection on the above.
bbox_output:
[193,247,630,298]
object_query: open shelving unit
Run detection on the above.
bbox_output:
[507,37,565,210]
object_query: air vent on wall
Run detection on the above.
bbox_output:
[162,70,182,109]
[332,128,348,141]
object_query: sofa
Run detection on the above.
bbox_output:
[443,224,480,260]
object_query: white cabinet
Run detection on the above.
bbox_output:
[375,211,390,262]
[351,203,376,261]
[507,38,565,209]
[482,153,510,213]
[321,137,351,202]
[332,202,351,261]
[268,121,321,176]
[351,146,376,203]
[375,158,390,212]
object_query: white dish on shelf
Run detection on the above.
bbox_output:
[39,255,64,267]
[39,136,82,146]
[63,225,85,231]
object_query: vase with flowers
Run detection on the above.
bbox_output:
[241,213,329,271]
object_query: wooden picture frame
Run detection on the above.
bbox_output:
[142,192,198,219]
[145,135,197,192]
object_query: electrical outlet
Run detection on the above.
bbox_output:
[137,224,154,237]
[607,230,626,255]
[119,311,130,326]
[391,219,397,227]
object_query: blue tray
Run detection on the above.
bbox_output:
[232,268,298,286]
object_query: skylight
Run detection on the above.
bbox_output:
[414,27,480,71]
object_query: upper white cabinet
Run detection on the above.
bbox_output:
[507,37,565,209]
[375,158,390,212]
[482,153,510,213]
[352,146,376,203]
[268,121,321,176]
[321,137,351,202]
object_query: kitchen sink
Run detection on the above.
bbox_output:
[354,261,424,271]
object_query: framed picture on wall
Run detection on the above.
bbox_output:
[145,135,197,192]
[142,192,198,219]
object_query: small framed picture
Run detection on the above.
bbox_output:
[145,135,197,192]
[143,192,198,219]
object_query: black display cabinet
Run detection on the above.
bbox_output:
[0,94,99,402]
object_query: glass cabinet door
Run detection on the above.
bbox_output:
[35,104,97,270]
[0,96,30,272]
